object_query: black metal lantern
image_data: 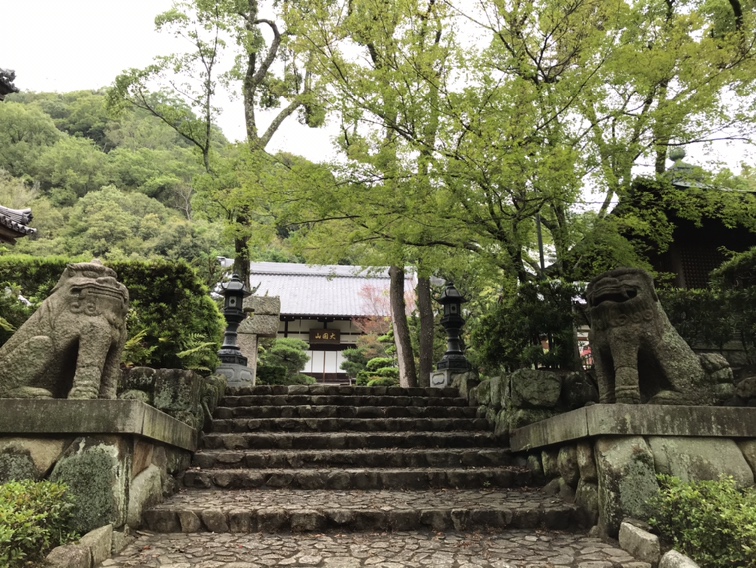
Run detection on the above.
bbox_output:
[436,282,471,372]
[218,273,251,365]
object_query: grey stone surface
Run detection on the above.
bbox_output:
[510,404,756,451]
[451,372,479,400]
[476,379,492,407]
[104,530,645,567]
[738,439,756,476]
[80,524,113,566]
[648,436,754,486]
[558,445,580,488]
[0,399,198,451]
[216,363,255,389]
[736,376,756,399]
[489,376,504,411]
[659,550,700,568]
[238,314,281,337]
[46,544,92,568]
[127,464,164,528]
[618,522,660,565]
[594,437,659,537]
[510,369,562,408]
[577,441,597,483]
[0,261,128,400]
[575,480,599,528]
[542,448,560,478]
[586,268,717,405]
[561,372,599,410]
[243,295,281,316]
[0,446,38,482]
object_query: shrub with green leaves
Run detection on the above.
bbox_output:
[256,338,315,385]
[0,255,225,370]
[0,480,78,567]
[649,475,756,568]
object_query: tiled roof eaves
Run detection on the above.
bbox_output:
[0,214,36,236]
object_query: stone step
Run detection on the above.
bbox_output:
[226,385,461,397]
[182,466,531,490]
[220,394,470,408]
[214,404,479,419]
[143,488,578,533]
[209,417,490,433]
[192,448,514,470]
[201,431,499,450]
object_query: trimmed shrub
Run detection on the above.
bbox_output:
[0,480,78,567]
[0,255,225,370]
[365,357,395,372]
[256,338,314,385]
[366,376,399,387]
[649,475,756,568]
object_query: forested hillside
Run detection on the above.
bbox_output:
[0,90,302,281]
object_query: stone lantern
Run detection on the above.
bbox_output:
[430,282,471,388]
[216,274,254,387]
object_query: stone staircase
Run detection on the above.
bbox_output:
[143,384,577,533]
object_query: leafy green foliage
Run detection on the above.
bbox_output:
[0,480,78,567]
[658,247,756,362]
[0,256,225,370]
[256,338,314,385]
[365,357,395,372]
[658,288,737,350]
[649,475,756,568]
[470,280,583,373]
[340,334,388,379]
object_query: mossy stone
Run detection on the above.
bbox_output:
[0,449,38,483]
[50,437,129,533]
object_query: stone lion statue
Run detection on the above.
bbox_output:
[586,268,731,405]
[0,262,129,399]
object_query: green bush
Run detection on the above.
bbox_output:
[256,338,314,385]
[649,475,756,568]
[366,376,399,387]
[365,357,395,371]
[0,255,225,370]
[470,279,583,372]
[0,480,78,567]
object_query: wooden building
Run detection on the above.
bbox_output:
[248,262,415,383]
[626,150,756,289]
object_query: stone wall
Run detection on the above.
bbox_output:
[461,370,598,441]
[0,399,201,537]
[508,404,756,537]
[119,368,226,430]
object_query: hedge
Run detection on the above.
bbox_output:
[0,255,225,370]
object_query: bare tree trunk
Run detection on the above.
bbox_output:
[416,276,434,387]
[389,266,417,387]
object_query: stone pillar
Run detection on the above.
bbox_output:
[238,296,281,383]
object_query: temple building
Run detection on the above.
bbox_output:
[243,262,415,383]
[622,149,756,289]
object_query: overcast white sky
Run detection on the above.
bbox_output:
[0,1,751,172]
[0,0,335,161]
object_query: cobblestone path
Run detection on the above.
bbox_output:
[104,530,650,568]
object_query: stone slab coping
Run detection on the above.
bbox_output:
[0,399,198,451]
[510,404,756,452]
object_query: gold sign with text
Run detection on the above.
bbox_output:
[309,329,340,344]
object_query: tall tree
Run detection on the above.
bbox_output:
[109,0,326,283]
[284,0,460,384]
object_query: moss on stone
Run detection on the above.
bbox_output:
[50,445,121,534]
[0,450,38,483]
